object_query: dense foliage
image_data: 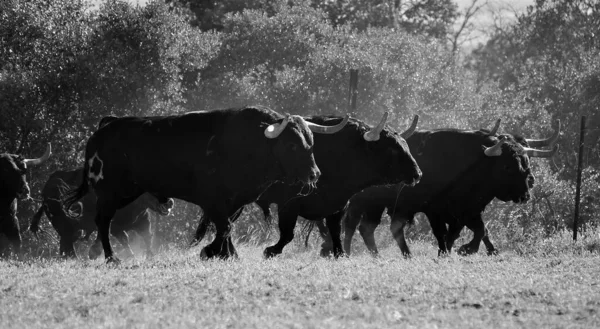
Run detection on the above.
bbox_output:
[1,0,597,257]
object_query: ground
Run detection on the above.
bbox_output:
[1,237,599,329]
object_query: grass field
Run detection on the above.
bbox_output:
[2,231,600,329]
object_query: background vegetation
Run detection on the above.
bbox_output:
[1,0,598,257]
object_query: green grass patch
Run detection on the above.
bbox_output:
[2,238,599,329]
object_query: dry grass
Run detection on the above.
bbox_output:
[2,235,600,329]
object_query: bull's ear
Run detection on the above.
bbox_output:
[483,137,506,157]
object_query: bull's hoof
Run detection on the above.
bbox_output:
[438,249,450,257]
[263,247,280,259]
[200,247,213,260]
[105,256,121,266]
[200,246,235,260]
[326,246,346,259]
[487,249,499,256]
[457,244,479,255]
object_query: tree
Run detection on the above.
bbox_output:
[167,0,459,39]
[468,0,600,175]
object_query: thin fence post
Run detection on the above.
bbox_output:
[573,115,586,241]
[348,69,358,112]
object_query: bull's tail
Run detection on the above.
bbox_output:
[62,164,90,219]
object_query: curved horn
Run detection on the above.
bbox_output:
[525,144,559,158]
[364,111,389,142]
[526,119,561,148]
[484,137,506,157]
[264,114,290,139]
[305,114,350,134]
[24,143,51,167]
[488,119,501,135]
[400,115,419,139]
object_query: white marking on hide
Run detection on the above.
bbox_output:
[88,152,104,184]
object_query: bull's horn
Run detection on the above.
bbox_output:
[525,144,559,158]
[484,137,506,157]
[400,115,419,139]
[488,119,501,135]
[364,111,389,141]
[305,114,350,134]
[526,119,561,148]
[264,114,290,139]
[24,143,51,166]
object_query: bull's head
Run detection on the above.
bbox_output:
[267,113,349,186]
[362,112,422,187]
[0,144,51,200]
[483,121,560,203]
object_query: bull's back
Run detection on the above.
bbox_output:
[85,108,281,201]
[404,130,493,194]
[85,113,222,196]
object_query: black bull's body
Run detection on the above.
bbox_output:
[63,106,348,263]
[317,123,559,257]
[29,168,173,259]
[0,144,51,256]
[193,113,423,258]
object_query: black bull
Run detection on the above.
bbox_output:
[0,144,51,256]
[315,121,560,256]
[62,106,349,263]
[193,112,423,258]
[29,168,174,259]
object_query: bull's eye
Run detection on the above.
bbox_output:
[288,143,298,152]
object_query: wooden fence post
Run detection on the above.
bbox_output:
[573,115,586,241]
[348,69,358,112]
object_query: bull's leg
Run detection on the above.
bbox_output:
[94,195,119,264]
[191,214,210,247]
[112,230,135,259]
[343,207,364,255]
[59,235,77,259]
[390,214,411,258]
[28,205,46,238]
[264,208,298,258]
[200,208,237,259]
[427,214,449,256]
[1,217,21,256]
[445,223,464,254]
[481,228,498,255]
[357,209,384,257]
[325,211,345,258]
[457,214,485,255]
[315,219,333,257]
